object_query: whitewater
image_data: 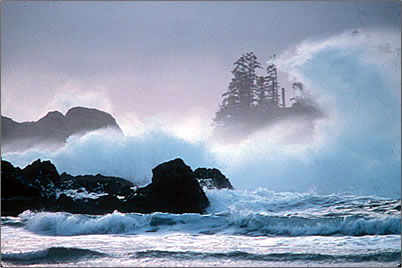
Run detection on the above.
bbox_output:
[2,189,401,266]
[2,29,401,266]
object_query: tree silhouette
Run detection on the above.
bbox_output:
[213,53,322,140]
[214,52,261,126]
[266,61,280,108]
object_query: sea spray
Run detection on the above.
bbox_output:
[4,128,215,187]
[3,29,400,198]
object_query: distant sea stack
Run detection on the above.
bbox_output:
[1,106,123,153]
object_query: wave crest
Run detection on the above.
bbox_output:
[1,247,106,264]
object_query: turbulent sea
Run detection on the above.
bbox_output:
[1,188,401,267]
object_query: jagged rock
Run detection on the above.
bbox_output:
[1,159,134,216]
[1,159,62,216]
[58,173,135,197]
[1,158,211,216]
[49,173,136,214]
[1,160,43,216]
[52,193,123,215]
[123,158,210,214]
[194,168,233,189]
[1,106,122,153]
[22,159,60,200]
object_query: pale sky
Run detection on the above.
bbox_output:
[1,1,400,125]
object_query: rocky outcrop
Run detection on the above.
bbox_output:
[194,168,233,189]
[1,158,211,216]
[1,107,122,153]
[122,158,210,214]
[1,159,60,216]
[58,173,135,197]
[64,107,121,135]
[52,173,136,215]
[1,159,134,216]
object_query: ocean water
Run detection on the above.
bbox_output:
[2,188,401,267]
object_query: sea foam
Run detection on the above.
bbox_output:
[15,189,400,237]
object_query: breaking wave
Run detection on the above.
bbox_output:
[12,189,400,237]
[131,250,401,264]
[1,247,106,265]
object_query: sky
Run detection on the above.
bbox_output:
[1,1,400,131]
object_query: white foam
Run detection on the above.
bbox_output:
[57,188,108,200]
[18,190,401,237]
[20,210,152,236]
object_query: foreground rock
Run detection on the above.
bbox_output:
[122,158,210,214]
[1,159,135,216]
[1,158,213,216]
[194,168,233,189]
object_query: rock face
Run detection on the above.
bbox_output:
[123,158,210,214]
[53,173,136,215]
[194,168,233,189]
[1,158,211,216]
[1,160,60,216]
[1,106,122,153]
[1,159,135,216]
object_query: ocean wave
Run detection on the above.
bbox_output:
[1,247,106,265]
[131,249,401,263]
[205,188,401,217]
[1,216,24,227]
[12,190,400,237]
[18,209,400,237]
[19,210,152,236]
[229,213,401,236]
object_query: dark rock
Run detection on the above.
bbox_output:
[58,173,135,196]
[48,173,135,214]
[51,193,123,215]
[1,159,134,216]
[123,158,210,214]
[2,196,43,217]
[194,168,233,189]
[1,158,211,216]
[1,160,43,216]
[1,106,123,153]
[22,159,60,200]
[1,159,61,215]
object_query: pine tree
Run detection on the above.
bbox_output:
[255,76,270,112]
[214,79,241,126]
[214,52,261,126]
[266,58,280,108]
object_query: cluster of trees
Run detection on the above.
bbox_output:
[213,52,285,127]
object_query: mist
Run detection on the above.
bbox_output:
[3,29,400,199]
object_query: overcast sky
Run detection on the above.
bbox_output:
[1,1,400,125]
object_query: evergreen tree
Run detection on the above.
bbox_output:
[214,53,320,138]
[266,61,280,108]
[214,52,261,126]
[255,75,270,112]
[214,79,241,126]
[233,52,261,115]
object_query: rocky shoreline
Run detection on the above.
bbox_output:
[1,158,232,216]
